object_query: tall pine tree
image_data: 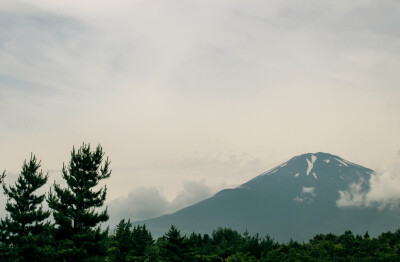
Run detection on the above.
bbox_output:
[47,143,111,261]
[0,155,52,261]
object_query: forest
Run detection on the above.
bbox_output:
[1,144,400,262]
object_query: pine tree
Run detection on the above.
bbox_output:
[0,155,52,261]
[131,224,154,258]
[108,220,155,262]
[47,143,111,261]
[108,219,134,261]
[158,225,190,262]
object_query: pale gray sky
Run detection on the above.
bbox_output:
[1,1,400,221]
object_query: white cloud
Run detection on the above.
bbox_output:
[365,163,400,209]
[302,187,316,197]
[168,181,216,212]
[293,186,316,203]
[337,163,400,209]
[336,178,367,208]
[108,187,169,223]
[106,180,218,227]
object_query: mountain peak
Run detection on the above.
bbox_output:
[243,152,373,193]
[137,152,397,242]
[254,152,367,178]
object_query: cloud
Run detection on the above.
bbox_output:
[302,187,316,197]
[1,0,400,218]
[107,187,169,225]
[107,180,217,227]
[336,162,400,209]
[168,181,216,212]
[365,163,400,209]
[336,177,367,208]
[293,186,316,203]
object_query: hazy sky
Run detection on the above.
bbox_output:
[1,1,400,222]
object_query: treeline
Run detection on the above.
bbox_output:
[108,223,400,262]
[1,144,400,261]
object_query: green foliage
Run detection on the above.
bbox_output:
[107,219,155,262]
[47,143,111,261]
[108,219,134,261]
[158,225,190,262]
[104,224,400,261]
[131,224,154,258]
[226,252,257,262]
[211,227,244,259]
[0,154,53,261]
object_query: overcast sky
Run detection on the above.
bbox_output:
[1,1,400,222]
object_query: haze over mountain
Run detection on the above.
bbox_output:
[136,152,400,242]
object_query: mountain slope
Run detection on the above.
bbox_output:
[136,152,400,241]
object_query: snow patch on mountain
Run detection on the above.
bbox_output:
[306,155,317,175]
[335,158,348,167]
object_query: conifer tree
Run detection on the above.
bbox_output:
[131,224,154,258]
[108,220,155,261]
[158,225,190,262]
[47,143,111,261]
[108,219,134,261]
[0,155,52,261]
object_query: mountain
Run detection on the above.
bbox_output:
[136,152,400,242]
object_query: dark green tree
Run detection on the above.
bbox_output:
[211,227,244,259]
[108,219,134,262]
[107,220,155,261]
[158,225,190,262]
[0,155,53,261]
[47,143,111,261]
[131,224,154,258]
